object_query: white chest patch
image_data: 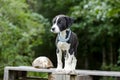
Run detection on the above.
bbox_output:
[57,42,70,51]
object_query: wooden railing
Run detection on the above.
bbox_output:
[3,66,120,80]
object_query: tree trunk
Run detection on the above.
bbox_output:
[85,56,88,69]
[102,47,106,70]
[110,42,113,65]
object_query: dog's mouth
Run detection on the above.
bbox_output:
[50,27,60,33]
[50,30,59,33]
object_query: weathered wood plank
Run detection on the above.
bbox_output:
[53,74,70,80]
[4,67,9,80]
[5,66,120,76]
[52,70,120,77]
[70,75,77,80]
[76,70,120,77]
[3,66,120,80]
[51,74,92,80]
[77,75,93,80]
[48,73,54,80]
[5,66,54,73]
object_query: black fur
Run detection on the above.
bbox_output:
[51,15,79,71]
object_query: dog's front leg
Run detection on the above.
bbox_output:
[64,51,73,73]
[56,49,63,72]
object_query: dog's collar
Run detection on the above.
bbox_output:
[58,29,71,42]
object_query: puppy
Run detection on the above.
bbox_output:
[51,14,78,73]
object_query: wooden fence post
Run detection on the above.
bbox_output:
[51,74,75,80]
[4,67,9,80]
[3,66,120,80]
[48,73,55,80]
[49,74,92,80]
[77,75,93,80]
[70,75,77,80]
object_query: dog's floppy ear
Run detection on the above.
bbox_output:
[64,16,74,27]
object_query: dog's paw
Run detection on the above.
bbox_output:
[64,66,72,72]
[64,69,72,74]
[55,68,64,72]
[64,69,76,74]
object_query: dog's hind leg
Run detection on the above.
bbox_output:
[64,51,73,73]
[71,55,77,70]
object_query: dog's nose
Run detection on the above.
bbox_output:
[51,28,55,31]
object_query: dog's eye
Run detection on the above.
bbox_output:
[58,20,61,24]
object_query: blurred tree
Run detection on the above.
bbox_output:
[0,0,48,77]
[29,0,120,72]
[28,0,80,20]
[70,0,120,70]
[0,0,120,80]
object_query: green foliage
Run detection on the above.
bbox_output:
[27,72,48,78]
[100,77,117,80]
[0,0,49,77]
[0,0,120,79]
[31,0,80,20]
[70,1,120,79]
[70,0,120,21]
[31,0,120,71]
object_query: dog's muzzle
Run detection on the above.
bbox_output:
[51,27,55,32]
[50,25,60,33]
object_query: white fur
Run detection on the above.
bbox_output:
[71,56,77,70]
[56,53,62,71]
[57,42,70,51]
[64,53,77,73]
[59,30,66,38]
[51,16,77,73]
[51,17,60,33]
[56,42,70,72]
[56,41,77,73]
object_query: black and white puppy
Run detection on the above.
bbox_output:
[51,15,78,73]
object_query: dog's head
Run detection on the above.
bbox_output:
[51,14,74,33]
